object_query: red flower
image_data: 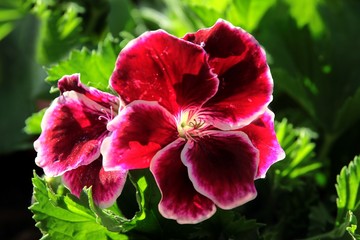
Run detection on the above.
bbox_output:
[34,74,127,208]
[101,19,285,223]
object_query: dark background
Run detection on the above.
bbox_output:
[0,150,42,240]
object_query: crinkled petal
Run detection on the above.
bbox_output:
[240,109,285,179]
[182,130,259,209]
[62,157,127,208]
[102,100,178,171]
[58,74,120,111]
[150,138,216,224]
[34,91,111,176]
[184,19,273,130]
[110,30,218,115]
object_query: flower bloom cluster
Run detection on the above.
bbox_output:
[34,19,285,223]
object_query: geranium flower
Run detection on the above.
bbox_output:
[34,74,127,208]
[101,19,285,223]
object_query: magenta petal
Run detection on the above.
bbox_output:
[58,74,120,111]
[102,100,178,171]
[110,30,218,115]
[241,109,285,179]
[184,19,273,130]
[34,91,111,176]
[182,131,259,209]
[62,158,127,208]
[150,138,216,224]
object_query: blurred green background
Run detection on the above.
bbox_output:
[1,0,360,239]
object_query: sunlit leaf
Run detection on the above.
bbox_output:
[137,0,201,37]
[183,0,230,27]
[31,0,110,64]
[29,172,128,240]
[230,0,276,32]
[284,0,325,37]
[184,0,276,32]
[45,34,121,92]
[336,156,360,225]
[24,108,46,135]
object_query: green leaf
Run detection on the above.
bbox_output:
[345,211,359,240]
[31,1,84,64]
[184,0,276,32]
[29,172,128,240]
[137,0,202,37]
[45,34,121,92]
[302,211,358,240]
[230,0,277,32]
[273,118,321,186]
[24,108,46,135]
[31,0,110,64]
[284,0,325,37]
[183,0,231,27]
[88,174,147,233]
[128,169,163,235]
[336,156,360,225]
[258,0,360,136]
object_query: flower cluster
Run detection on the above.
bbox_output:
[34,19,285,224]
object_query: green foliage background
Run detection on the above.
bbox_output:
[1,0,360,239]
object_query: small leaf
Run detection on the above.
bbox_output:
[335,156,360,225]
[273,118,321,185]
[24,108,46,135]
[29,172,128,240]
[45,34,121,92]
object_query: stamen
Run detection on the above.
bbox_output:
[98,106,114,122]
[188,118,205,129]
[177,110,207,141]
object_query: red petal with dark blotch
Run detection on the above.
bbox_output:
[34,91,111,176]
[182,130,259,209]
[150,138,216,224]
[58,74,120,112]
[110,30,218,115]
[184,19,273,130]
[62,157,127,208]
[240,109,285,179]
[102,100,178,171]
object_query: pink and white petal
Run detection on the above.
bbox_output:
[240,109,285,179]
[110,30,218,115]
[58,74,120,112]
[150,138,216,224]
[62,158,128,208]
[181,131,259,209]
[34,91,110,176]
[102,100,178,171]
[184,19,273,130]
